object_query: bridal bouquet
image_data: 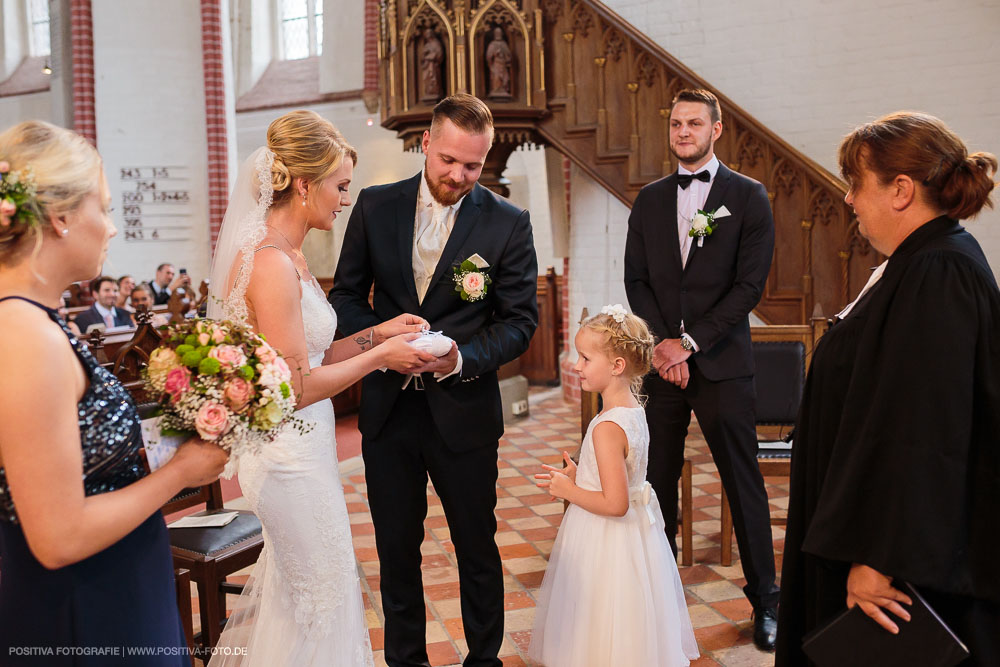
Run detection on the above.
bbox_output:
[140,319,306,469]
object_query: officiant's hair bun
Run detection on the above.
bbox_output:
[581,312,655,397]
[839,112,997,220]
[0,120,102,262]
[266,110,358,207]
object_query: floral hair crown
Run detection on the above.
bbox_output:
[0,161,40,230]
[600,303,628,323]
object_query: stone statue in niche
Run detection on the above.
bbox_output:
[418,27,445,104]
[485,26,513,100]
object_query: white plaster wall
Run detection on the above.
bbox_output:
[0,91,52,126]
[231,0,278,97]
[566,162,630,347]
[0,0,28,79]
[94,0,214,283]
[601,0,1000,278]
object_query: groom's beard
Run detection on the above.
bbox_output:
[669,135,713,167]
[426,171,473,207]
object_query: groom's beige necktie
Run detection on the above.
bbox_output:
[414,204,451,303]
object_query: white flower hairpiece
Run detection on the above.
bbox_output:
[600,303,628,323]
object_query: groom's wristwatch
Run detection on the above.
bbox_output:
[680,336,694,352]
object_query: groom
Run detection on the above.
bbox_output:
[330,94,538,667]
[624,89,780,650]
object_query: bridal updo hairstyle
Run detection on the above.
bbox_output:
[580,310,656,398]
[266,110,358,208]
[838,111,997,220]
[0,121,102,263]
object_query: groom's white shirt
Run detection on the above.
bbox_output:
[412,171,463,382]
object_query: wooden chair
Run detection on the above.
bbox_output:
[164,480,264,651]
[719,315,829,566]
[174,567,195,666]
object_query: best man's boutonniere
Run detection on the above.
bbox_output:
[688,205,732,247]
[454,253,492,302]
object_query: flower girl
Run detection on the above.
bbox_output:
[529,305,700,667]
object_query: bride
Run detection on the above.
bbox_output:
[206,110,435,665]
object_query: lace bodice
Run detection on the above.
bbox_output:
[575,407,649,493]
[298,278,337,368]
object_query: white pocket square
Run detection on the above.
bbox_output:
[714,205,732,219]
[467,253,490,269]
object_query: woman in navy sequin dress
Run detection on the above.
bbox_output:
[0,121,230,665]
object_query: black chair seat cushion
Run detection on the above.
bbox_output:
[169,510,262,557]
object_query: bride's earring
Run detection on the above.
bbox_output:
[301,192,307,207]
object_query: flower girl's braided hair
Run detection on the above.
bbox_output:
[581,304,655,399]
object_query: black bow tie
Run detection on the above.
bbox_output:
[677,170,711,189]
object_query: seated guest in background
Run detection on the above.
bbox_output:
[129,284,168,328]
[148,262,190,305]
[776,112,1000,665]
[115,274,135,310]
[0,120,229,665]
[73,274,132,332]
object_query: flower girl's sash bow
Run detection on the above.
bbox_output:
[629,481,657,526]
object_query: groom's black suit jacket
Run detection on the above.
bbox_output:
[624,163,774,380]
[330,173,538,451]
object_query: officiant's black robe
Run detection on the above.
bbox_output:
[775,216,1000,666]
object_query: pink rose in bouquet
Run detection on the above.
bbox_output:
[195,401,229,441]
[164,367,192,403]
[223,377,254,412]
[209,344,247,370]
[256,344,277,363]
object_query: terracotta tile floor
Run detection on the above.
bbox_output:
[199,394,785,666]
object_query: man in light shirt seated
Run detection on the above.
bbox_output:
[74,276,133,333]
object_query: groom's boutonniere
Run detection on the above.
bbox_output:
[688,205,731,247]
[454,253,492,302]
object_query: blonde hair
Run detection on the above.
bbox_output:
[580,311,655,398]
[0,121,102,263]
[266,110,358,207]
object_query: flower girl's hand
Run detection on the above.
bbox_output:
[378,333,436,373]
[374,314,429,345]
[538,451,577,484]
[535,469,575,502]
[169,437,230,487]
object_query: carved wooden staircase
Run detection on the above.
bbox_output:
[535,0,878,324]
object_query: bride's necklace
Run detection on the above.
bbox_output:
[266,225,306,260]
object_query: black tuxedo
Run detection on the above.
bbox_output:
[624,162,779,609]
[73,304,132,332]
[330,172,538,667]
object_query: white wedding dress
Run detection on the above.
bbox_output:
[209,275,374,666]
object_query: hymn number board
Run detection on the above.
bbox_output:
[119,166,193,243]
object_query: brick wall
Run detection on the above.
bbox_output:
[70,0,95,144]
[201,0,229,252]
[602,0,1000,277]
[364,0,378,91]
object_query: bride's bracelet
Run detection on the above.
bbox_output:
[370,326,379,347]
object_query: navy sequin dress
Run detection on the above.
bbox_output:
[0,297,187,665]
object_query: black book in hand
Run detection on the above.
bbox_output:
[801,582,970,667]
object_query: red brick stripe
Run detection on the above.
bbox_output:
[70,0,96,145]
[201,0,230,252]
[364,0,378,91]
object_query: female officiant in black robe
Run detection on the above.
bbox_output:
[775,112,1000,666]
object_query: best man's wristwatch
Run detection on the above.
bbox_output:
[680,336,694,352]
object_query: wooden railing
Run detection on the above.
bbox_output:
[535,0,881,323]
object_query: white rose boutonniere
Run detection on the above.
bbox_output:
[454,254,492,302]
[688,205,731,247]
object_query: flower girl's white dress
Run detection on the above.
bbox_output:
[529,406,699,667]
